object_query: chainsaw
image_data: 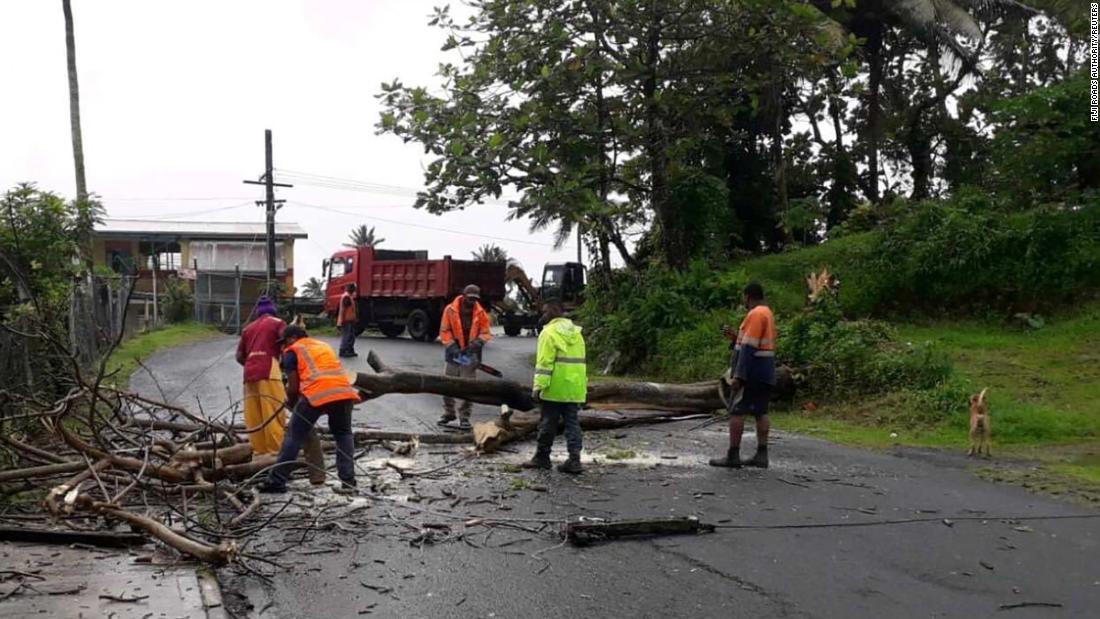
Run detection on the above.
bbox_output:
[454,352,503,378]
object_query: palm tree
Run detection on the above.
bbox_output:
[62,0,86,202]
[344,224,385,248]
[471,243,510,263]
[63,0,96,269]
[301,276,325,299]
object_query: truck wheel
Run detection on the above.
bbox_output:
[504,324,522,337]
[379,323,405,338]
[406,309,432,342]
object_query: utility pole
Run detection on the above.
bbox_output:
[576,225,583,264]
[242,129,291,291]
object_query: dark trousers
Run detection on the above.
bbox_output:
[535,401,583,458]
[268,399,356,487]
[339,323,357,355]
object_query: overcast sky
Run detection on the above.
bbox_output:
[0,1,578,288]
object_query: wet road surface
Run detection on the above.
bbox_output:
[134,331,1100,618]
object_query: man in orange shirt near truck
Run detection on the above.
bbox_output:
[337,283,359,358]
[710,282,777,469]
[437,284,493,430]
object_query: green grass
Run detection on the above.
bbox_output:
[896,308,1100,445]
[105,323,220,384]
[779,307,1100,448]
[772,305,1100,493]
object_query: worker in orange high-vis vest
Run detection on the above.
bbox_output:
[337,283,359,358]
[711,282,777,470]
[260,324,362,494]
[437,284,492,430]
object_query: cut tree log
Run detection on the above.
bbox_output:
[565,517,716,546]
[0,526,146,548]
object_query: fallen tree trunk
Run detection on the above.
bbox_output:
[354,350,775,412]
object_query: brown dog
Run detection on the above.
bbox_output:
[967,388,991,457]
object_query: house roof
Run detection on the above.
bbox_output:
[95,219,308,240]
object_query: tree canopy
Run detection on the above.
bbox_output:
[378,0,1089,270]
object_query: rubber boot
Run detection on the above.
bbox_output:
[333,480,358,495]
[557,454,583,474]
[257,481,287,495]
[522,453,551,470]
[743,446,769,469]
[708,446,742,468]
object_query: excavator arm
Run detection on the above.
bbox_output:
[504,264,540,309]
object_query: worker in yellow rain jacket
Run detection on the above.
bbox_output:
[523,300,587,474]
[711,282,777,469]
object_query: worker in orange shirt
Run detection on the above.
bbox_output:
[337,283,359,358]
[260,324,362,494]
[711,282,777,469]
[437,284,492,430]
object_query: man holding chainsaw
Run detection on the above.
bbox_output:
[437,284,493,430]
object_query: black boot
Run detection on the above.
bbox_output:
[708,446,742,468]
[557,454,583,474]
[743,446,768,468]
[522,454,551,470]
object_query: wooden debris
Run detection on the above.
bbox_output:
[565,516,716,546]
[0,526,146,548]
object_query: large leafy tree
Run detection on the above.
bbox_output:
[379,0,845,269]
[344,224,385,248]
[0,184,87,308]
[818,0,1038,203]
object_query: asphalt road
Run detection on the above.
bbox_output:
[134,331,1100,619]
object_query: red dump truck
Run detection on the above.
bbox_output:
[322,247,506,341]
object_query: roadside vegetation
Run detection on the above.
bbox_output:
[575,70,1100,489]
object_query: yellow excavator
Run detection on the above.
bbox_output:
[495,262,586,336]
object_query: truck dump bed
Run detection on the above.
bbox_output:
[360,252,505,301]
[322,246,506,341]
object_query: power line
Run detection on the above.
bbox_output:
[274,168,521,207]
[288,201,555,247]
[103,196,259,202]
[120,202,256,221]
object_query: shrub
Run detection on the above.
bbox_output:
[867,192,1100,315]
[160,277,193,324]
[780,297,953,398]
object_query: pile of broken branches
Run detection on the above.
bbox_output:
[1,343,744,568]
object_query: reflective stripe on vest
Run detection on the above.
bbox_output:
[290,338,360,407]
